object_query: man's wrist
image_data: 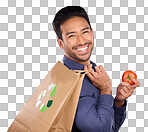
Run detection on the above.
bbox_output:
[100,88,112,95]
[114,97,125,108]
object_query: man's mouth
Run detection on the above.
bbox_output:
[75,44,89,54]
[76,45,88,51]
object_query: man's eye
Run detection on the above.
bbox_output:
[68,35,75,38]
[83,31,89,34]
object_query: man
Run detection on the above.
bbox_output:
[52,6,140,132]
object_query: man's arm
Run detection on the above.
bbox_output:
[115,79,140,108]
[84,64,112,95]
[75,94,115,132]
[113,79,140,131]
[113,99,127,131]
[84,64,140,132]
[81,64,115,131]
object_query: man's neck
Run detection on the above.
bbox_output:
[65,55,90,66]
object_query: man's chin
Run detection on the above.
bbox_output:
[66,51,92,63]
[75,55,91,62]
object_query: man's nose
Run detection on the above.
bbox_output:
[77,34,85,44]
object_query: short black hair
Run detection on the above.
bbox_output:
[52,6,92,40]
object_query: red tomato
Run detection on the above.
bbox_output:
[122,70,137,85]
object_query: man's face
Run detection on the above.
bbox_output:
[57,16,94,65]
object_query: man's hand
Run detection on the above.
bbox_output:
[84,64,112,95]
[115,79,140,108]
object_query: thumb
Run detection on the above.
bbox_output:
[132,79,140,88]
[84,65,87,71]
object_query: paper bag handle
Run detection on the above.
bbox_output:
[72,69,92,74]
[60,61,92,74]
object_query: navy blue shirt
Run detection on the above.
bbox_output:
[62,55,126,132]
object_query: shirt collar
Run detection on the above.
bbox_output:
[62,55,96,70]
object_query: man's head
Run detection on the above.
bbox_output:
[52,6,92,40]
[52,6,94,65]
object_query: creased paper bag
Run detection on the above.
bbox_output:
[8,61,89,132]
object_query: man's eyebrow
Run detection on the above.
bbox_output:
[65,31,75,36]
[82,27,90,31]
[65,27,90,36]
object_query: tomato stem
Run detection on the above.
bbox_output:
[125,74,132,82]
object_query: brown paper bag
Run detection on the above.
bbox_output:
[8,61,88,132]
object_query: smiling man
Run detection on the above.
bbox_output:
[57,15,94,65]
[52,6,140,132]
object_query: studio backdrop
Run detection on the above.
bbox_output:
[0,0,148,132]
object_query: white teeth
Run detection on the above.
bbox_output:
[77,46,88,51]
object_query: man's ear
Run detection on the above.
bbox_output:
[57,38,64,49]
[91,29,94,39]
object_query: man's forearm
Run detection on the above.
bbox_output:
[114,97,125,108]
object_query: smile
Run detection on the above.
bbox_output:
[76,45,88,51]
[75,44,89,54]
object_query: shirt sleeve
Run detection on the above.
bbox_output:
[74,94,115,132]
[113,100,127,132]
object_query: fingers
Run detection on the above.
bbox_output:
[88,64,98,78]
[121,82,131,90]
[99,65,105,73]
[86,64,98,77]
[84,65,95,81]
[118,82,135,99]
[121,86,128,94]
[118,86,133,100]
[122,85,134,95]
[85,64,105,74]
[131,79,141,89]
[121,79,140,90]
[95,66,102,74]
[121,82,134,93]
[84,64,107,79]
[95,65,106,74]
[120,89,127,99]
